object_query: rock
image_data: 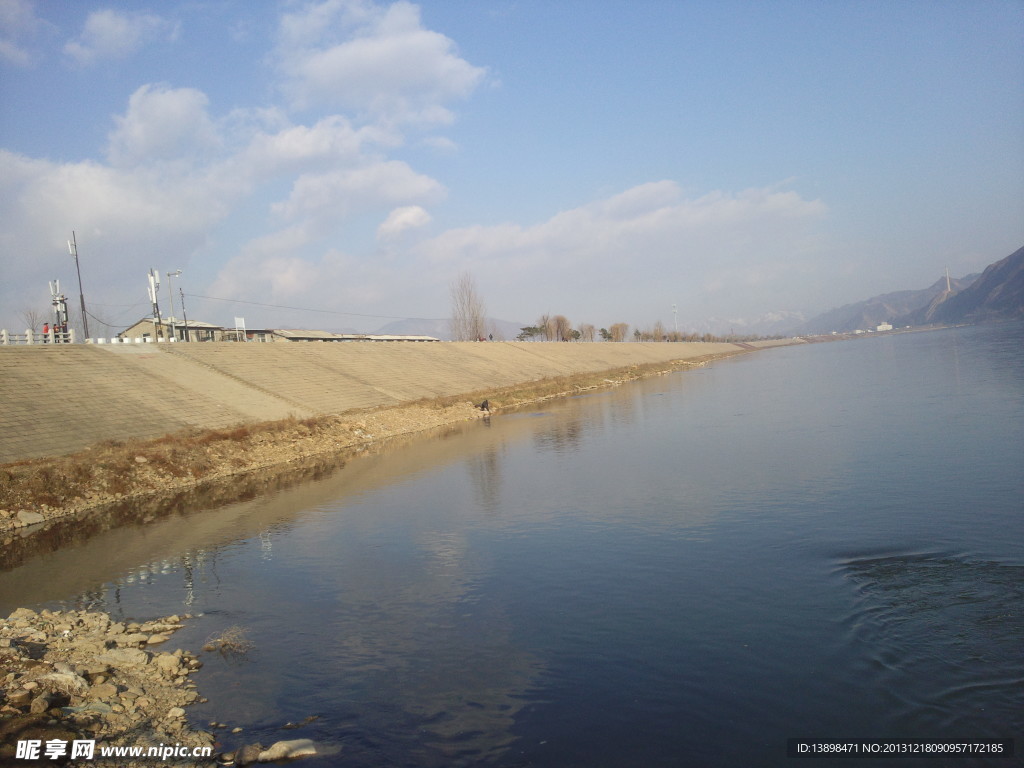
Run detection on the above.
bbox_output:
[62,701,113,715]
[38,672,88,696]
[134,455,148,464]
[146,634,169,645]
[115,632,150,646]
[153,654,181,674]
[234,743,265,766]
[29,692,56,714]
[96,648,150,667]
[88,683,119,700]
[166,707,186,719]
[257,739,341,762]
[16,511,44,526]
[81,662,110,678]
[7,689,32,708]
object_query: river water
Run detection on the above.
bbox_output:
[2,324,1022,766]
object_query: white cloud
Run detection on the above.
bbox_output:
[275,0,486,122]
[194,180,829,332]
[377,204,431,240]
[234,114,399,180]
[64,8,175,67]
[0,0,49,66]
[411,182,828,323]
[107,84,221,167]
[271,161,443,224]
[0,147,232,330]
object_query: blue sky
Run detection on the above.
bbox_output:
[1,0,1022,336]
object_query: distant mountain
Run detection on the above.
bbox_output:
[898,245,1024,326]
[373,317,451,339]
[798,273,980,334]
[698,310,807,337]
[374,317,525,341]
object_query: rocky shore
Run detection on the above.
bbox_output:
[0,609,341,766]
[0,607,211,766]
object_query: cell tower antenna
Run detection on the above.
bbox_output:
[945,267,951,293]
[672,303,678,334]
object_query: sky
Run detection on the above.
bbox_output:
[1,0,1022,337]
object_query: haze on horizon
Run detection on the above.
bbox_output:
[1,0,1022,337]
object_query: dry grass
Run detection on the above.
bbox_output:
[202,626,254,658]
[0,414,338,513]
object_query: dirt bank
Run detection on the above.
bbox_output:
[0,354,738,540]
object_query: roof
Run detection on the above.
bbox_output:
[272,329,439,342]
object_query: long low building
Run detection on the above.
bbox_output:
[117,318,439,343]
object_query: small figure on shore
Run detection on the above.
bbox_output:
[42,322,49,343]
[478,399,490,412]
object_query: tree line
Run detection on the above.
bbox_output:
[516,318,776,343]
[450,272,781,343]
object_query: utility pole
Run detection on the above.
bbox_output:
[147,269,162,339]
[68,232,90,340]
[179,287,190,342]
[167,270,181,340]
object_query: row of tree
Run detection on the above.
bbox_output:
[449,272,780,343]
[517,319,773,343]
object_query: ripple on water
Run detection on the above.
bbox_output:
[837,552,1023,741]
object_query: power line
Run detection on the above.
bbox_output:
[184,293,442,322]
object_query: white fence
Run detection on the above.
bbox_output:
[0,329,184,345]
[1,328,77,345]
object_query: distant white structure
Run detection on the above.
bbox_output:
[876,322,893,332]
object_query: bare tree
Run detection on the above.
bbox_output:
[20,307,45,332]
[609,322,630,342]
[552,315,572,341]
[449,272,488,341]
[652,320,666,341]
[578,323,595,342]
[537,314,556,341]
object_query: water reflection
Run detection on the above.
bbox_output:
[464,445,504,516]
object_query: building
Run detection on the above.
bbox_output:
[119,318,226,342]
[876,322,893,332]
[118,319,439,343]
[269,329,439,342]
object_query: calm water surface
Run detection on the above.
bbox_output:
[2,323,1022,767]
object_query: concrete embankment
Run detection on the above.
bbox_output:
[0,340,795,465]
